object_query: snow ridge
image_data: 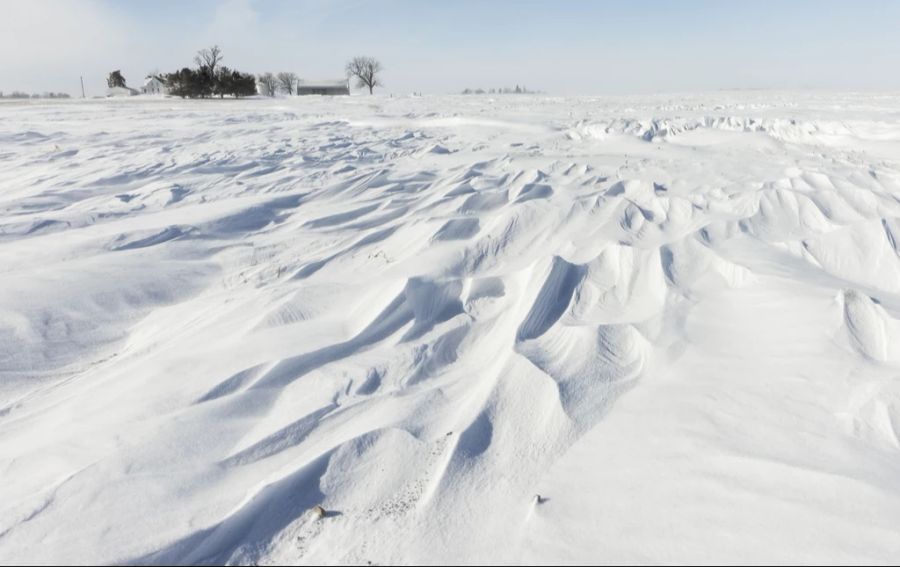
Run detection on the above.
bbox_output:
[2,93,900,564]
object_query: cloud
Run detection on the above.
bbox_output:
[0,1,126,63]
[0,0,136,94]
[205,0,261,44]
[195,0,265,69]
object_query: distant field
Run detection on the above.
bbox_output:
[2,93,900,564]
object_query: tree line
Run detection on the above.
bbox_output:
[461,85,539,95]
[107,46,384,99]
[163,46,258,98]
[258,56,381,96]
[1,91,71,99]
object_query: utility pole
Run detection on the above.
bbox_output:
[80,76,85,98]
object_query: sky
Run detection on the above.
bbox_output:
[1,0,899,96]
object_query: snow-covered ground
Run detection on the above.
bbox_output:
[2,92,900,565]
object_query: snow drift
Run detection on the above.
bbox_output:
[2,92,900,564]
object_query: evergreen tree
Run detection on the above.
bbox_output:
[107,70,127,89]
[162,46,258,99]
[164,68,193,98]
[233,72,258,97]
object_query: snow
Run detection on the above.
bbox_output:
[2,92,900,564]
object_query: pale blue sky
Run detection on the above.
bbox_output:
[2,0,899,96]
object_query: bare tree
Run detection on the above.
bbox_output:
[194,45,223,75]
[345,56,382,94]
[257,73,277,97]
[276,72,297,95]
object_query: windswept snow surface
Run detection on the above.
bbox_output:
[3,92,900,564]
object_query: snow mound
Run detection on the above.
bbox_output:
[3,92,900,565]
[567,115,886,145]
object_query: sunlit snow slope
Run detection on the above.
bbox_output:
[2,93,900,564]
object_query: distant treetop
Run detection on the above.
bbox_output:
[461,85,541,95]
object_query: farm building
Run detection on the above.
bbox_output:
[296,79,350,96]
[106,86,138,97]
[141,76,168,95]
